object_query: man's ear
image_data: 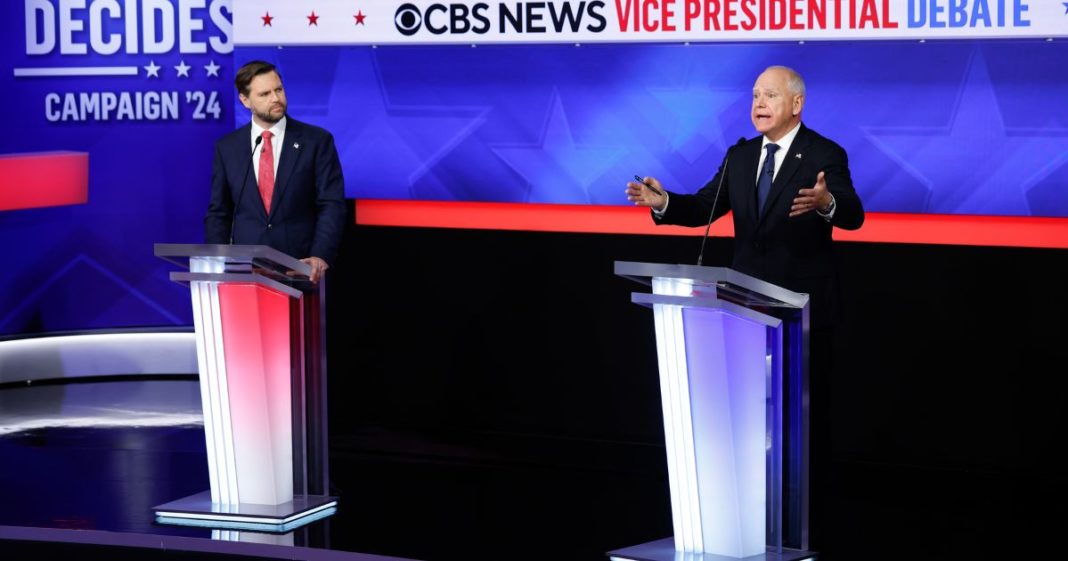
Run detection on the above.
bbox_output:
[238,94,250,110]
[792,95,804,116]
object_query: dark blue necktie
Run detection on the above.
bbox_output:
[756,143,780,216]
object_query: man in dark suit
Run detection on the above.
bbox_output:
[626,65,864,325]
[626,65,864,556]
[205,60,345,282]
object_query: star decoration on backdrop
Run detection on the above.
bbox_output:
[864,51,1068,215]
[322,52,490,199]
[143,61,160,78]
[261,11,274,26]
[647,85,737,164]
[174,60,191,78]
[354,10,367,25]
[307,11,319,26]
[204,60,220,77]
[1063,2,1068,14]
[0,253,184,333]
[491,91,626,203]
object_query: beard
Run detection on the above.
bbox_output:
[254,104,286,124]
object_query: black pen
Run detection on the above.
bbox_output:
[633,175,663,197]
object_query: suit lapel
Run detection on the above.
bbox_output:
[737,141,762,226]
[758,125,811,226]
[269,118,303,219]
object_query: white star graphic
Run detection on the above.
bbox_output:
[143,61,160,78]
[174,60,191,78]
[204,60,220,77]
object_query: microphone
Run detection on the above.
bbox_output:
[697,136,747,267]
[230,135,263,245]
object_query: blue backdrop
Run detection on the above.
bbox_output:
[2,0,232,334]
[239,40,1068,215]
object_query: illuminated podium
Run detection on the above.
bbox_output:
[152,244,336,532]
[610,262,814,561]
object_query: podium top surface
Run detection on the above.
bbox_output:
[155,244,316,291]
[614,261,809,311]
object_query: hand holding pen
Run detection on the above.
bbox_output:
[626,175,667,211]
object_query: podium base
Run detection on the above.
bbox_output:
[608,537,816,561]
[154,491,338,533]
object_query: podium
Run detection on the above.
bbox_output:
[152,244,337,532]
[609,262,814,561]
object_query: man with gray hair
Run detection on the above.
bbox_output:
[626,65,865,554]
[626,64,863,328]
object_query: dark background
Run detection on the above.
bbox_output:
[3,212,1066,561]
[319,207,1068,561]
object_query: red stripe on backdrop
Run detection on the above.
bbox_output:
[0,152,89,211]
[354,200,1068,249]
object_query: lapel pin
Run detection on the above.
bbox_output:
[293,142,300,150]
[795,153,802,159]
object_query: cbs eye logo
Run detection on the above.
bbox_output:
[394,3,422,35]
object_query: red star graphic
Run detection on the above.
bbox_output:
[354,10,367,25]
[261,11,273,26]
[307,11,319,26]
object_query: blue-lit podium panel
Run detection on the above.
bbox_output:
[615,262,810,560]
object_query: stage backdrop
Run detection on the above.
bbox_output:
[2,0,233,334]
[2,0,1067,334]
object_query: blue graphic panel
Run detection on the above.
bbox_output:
[1,0,233,335]
[238,40,1068,216]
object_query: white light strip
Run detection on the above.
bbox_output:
[157,506,337,533]
[13,66,138,77]
[190,256,236,506]
[668,307,698,552]
[156,501,338,525]
[652,300,684,549]
[652,277,702,553]
[0,332,196,383]
[191,280,221,504]
[674,307,703,554]
[209,280,240,505]
[0,412,201,437]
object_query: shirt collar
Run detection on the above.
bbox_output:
[250,116,287,144]
[762,121,802,154]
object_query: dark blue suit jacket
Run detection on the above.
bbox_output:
[205,117,346,264]
[655,124,864,327]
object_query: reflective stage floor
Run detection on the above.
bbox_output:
[1,374,1053,560]
[0,377,672,560]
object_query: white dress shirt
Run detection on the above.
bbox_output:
[654,122,834,219]
[250,116,286,180]
[756,121,801,185]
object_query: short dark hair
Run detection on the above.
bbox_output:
[235,61,281,97]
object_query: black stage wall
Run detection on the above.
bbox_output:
[323,206,1068,561]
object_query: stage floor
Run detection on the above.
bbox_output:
[1,374,1040,560]
[0,377,673,560]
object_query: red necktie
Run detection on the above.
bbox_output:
[258,130,275,214]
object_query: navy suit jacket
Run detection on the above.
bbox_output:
[655,124,864,327]
[205,117,346,264]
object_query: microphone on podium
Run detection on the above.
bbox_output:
[697,136,748,267]
[230,135,263,245]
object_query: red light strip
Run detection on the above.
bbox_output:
[354,200,1068,249]
[0,152,89,212]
